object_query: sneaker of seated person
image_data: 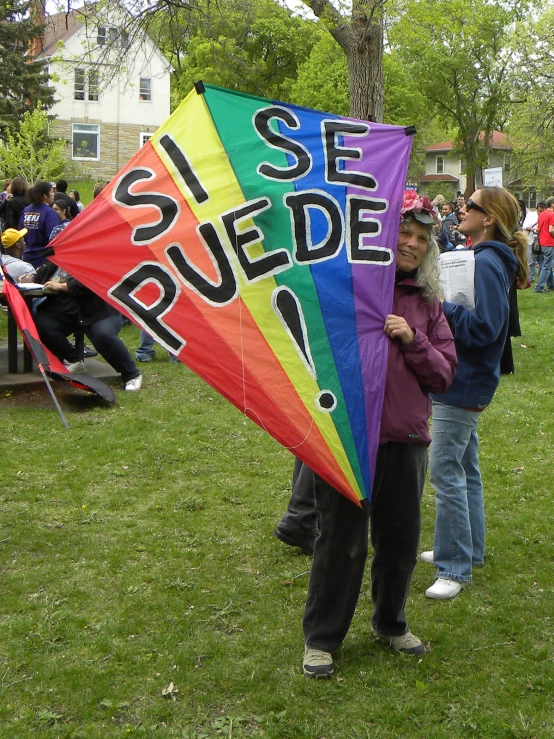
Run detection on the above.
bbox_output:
[124,375,143,392]
[303,646,333,678]
[63,359,86,374]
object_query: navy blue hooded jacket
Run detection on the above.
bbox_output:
[431,240,517,410]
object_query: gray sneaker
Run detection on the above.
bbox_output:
[375,630,428,656]
[63,360,86,374]
[303,646,333,678]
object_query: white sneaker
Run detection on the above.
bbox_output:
[124,375,143,392]
[420,550,434,565]
[425,578,463,600]
[63,360,86,374]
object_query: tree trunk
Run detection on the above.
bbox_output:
[344,19,384,122]
[304,0,385,123]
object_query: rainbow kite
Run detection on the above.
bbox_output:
[50,84,413,505]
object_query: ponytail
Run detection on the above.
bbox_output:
[507,230,529,286]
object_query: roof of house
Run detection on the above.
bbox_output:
[39,9,88,57]
[415,174,460,183]
[426,131,509,153]
[37,4,172,71]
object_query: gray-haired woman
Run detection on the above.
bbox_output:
[275,193,457,678]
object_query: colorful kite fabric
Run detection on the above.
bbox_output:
[50,84,413,505]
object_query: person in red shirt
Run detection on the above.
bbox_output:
[534,196,554,293]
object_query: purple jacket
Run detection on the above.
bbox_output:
[19,203,60,268]
[379,277,457,446]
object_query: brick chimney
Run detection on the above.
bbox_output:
[28,0,46,59]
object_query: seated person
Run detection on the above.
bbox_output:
[0,228,36,282]
[24,260,143,391]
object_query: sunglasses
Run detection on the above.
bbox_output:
[465,198,487,215]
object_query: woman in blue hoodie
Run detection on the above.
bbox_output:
[423,187,528,600]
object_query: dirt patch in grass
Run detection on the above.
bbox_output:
[0,382,115,411]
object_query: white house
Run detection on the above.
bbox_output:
[416,132,512,199]
[38,3,172,180]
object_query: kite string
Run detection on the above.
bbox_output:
[243,404,315,451]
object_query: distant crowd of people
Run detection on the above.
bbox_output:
[0,177,163,392]
[430,192,554,295]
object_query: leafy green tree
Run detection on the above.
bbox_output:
[287,34,349,115]
[391,0,532,192]
[289,35,448,177]
[0,0,54,141]
[73,0,387,121]
[508,8,554,193]
[289,35,430,123]
[169,0,320,105]
[0,103,66,184]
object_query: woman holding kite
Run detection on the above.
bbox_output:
[283,192,457,678]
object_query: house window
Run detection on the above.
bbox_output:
[74,68,99,101]
[504,154,511,173]
[88,70,99,101]
[72,123,100,160]
[528,190,537,209]
[436,156,444,174]
[140,132,152,147]
[97,26,129,48]
[74,68,85,100]
[139,78,151,101]
[459,158,466,173]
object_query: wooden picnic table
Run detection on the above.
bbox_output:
[0,283,44,373]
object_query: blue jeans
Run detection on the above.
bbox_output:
[136,330,156,362]
[429,402,484,583]
[136,329,179,362]
[535,246,554,291]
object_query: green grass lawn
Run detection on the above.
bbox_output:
[1,289,553,738]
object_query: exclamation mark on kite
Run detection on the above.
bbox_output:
[272,286,337,413]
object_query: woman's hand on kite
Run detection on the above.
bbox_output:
[384,314,415,345]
